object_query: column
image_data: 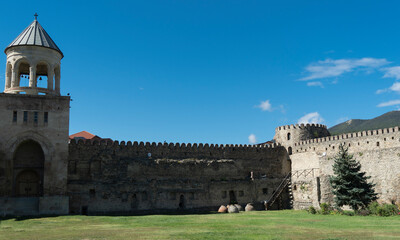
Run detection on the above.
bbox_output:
[5,69,11,89]
[55,73,60,95]
[29,65,36,87]
[11,67,18,88]
[47,68,54,90]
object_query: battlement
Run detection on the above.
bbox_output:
[275,123,327,131]
[294,126,400,147]
[69,139,280,150]
[68,140,283,161]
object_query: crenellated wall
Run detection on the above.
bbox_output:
[67,139,291,214]
[273,123,330,151]
[285,126,400,209]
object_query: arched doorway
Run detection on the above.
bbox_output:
[13,140,44,197]
[229,190,237,204]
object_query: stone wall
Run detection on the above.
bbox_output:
[0,93,70,197]
[288,126,400,209]
[67,140,291,214]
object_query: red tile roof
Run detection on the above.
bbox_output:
[69,131,101,140]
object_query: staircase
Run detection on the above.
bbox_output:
[266,172,293,209]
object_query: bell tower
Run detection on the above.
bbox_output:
[4,13,63,95]
[0,14,70,216]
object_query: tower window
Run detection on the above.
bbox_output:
[13,111,17,123]
[34,112,38,124]
[23,111,28,123]
[44,112,48,123]
[287,133,291,140]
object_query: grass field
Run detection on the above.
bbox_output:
[1,210,399,240]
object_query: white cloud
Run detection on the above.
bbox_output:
[307,81,324,88]
[376,82,400,94]
[248,134,257,144]
[257,100,272,111]
[298,112,324,124]
[300,58,390,81]
[377,100,400,107]
[383,66,400,80]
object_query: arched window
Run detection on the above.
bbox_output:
[287,132,291,141]
[17,61,30,88]
[288,147,292,155]
[36,62,49,88]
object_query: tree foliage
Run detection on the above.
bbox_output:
[329,144,377,211]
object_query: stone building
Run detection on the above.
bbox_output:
[0,17,399,216]
[0,16,70,215]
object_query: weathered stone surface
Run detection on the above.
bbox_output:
[218,205,227,213]
[245,203,255,211]
[274,123,400,210]
[66,141,289,214]
[234,204,243,211]
[228,205,239,213]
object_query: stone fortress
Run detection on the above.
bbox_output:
[0,17,399,216]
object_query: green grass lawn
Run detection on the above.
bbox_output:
[0,210,399,240]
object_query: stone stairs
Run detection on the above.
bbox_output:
[266,172,293,209]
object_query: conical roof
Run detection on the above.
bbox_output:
[5,19,63,57]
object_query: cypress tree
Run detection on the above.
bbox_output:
[329,144,377,211]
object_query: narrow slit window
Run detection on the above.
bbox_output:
[34,111,38,124]
[44,112,48,123]
[23,111,28,123]
[13,111,17,123]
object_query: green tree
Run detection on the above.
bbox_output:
[330,144,377,211]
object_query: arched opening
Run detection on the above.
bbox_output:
[17,62,30,88]
[287,132,291,141]
[36,62,48,88]
[288,147,292,155]
[13,140,44,197]
[179,194,185,209]
[131,193,138,209]
[229,190,237,204]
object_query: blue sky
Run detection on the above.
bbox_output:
[1,1,400,144]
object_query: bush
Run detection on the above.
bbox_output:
[368,202,399,217]
[308,206,316,214]
[377,204,398,217]
[320,203,331,215]
[368,202,379,215]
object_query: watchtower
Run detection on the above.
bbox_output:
[273,123,330,154]
[0,14,70,215]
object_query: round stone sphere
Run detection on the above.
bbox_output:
[228,205,239,213]
[218,205,227,213]
[245,203,255,211]
[234,204,244,211]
